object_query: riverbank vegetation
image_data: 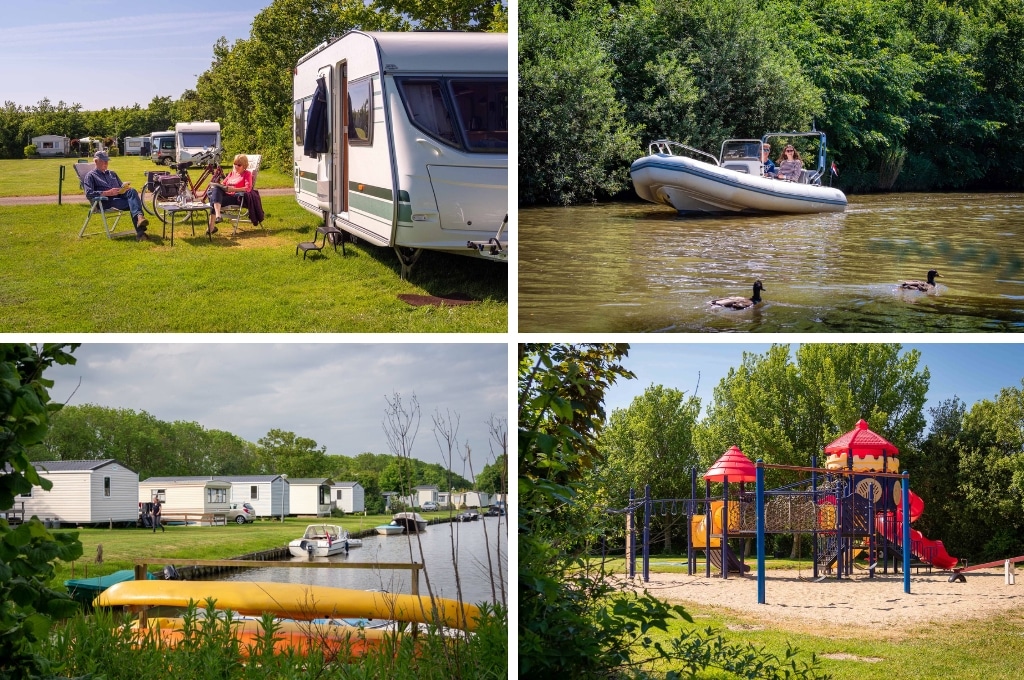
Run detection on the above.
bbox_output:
[519,343,1024,677]
[520,0,1024,204]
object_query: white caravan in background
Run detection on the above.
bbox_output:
[175,121,221,164]
[293,31,508,276]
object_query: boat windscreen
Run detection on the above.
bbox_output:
[721,140,761,161]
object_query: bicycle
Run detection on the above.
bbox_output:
[141,147,225,224]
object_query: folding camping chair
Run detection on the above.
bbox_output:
[74,162,134,239]
[222,154,264,237]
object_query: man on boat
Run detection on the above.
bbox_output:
[761,144,776,178]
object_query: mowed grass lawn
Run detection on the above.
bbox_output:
[0,156,293,196]
[0,202,507,332]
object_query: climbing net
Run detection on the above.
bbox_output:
[762,477,846,533]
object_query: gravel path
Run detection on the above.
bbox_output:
[627,567,1024,637]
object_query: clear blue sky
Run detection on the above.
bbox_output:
[604,342,1024,425]
[0,1,267,110]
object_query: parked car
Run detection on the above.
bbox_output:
[421,501,438,512]
[227,502,255,524]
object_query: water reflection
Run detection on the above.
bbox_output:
[216,518,507,607]
[519,193,1024,332]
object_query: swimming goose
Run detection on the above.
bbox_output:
[900,270,942,291]
[710,280,765,309]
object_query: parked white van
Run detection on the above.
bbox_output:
[293,31,508,276]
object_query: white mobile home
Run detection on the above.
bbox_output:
[31,135,70,157]
[412,485,439,508]
[215,475,289,518]
[330,481,365,513]
[293,31,508,277]
[287,478,333,516]
[18,459,138,525]
[138,476,231,515]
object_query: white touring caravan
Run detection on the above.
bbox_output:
[175,121,221,164]
[293,31,508,276]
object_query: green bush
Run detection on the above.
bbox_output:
[108,146,120,157]
[23,144,37,157]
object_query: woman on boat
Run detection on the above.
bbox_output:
[775,145,803,181]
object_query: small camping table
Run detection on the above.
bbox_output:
[159,202,212,246]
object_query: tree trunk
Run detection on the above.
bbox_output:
[789,532,802,559]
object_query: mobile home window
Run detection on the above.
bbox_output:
[154,490,166,502]
[294,98,306,146]
[251,485,258,500]
[180,132,218,148]
[207,488,227,503]
[104,477,111,497]
[347,77,373,146]
[395,78,459,147]
[336,490,343,500]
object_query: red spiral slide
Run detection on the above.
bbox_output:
[875,490,958,570]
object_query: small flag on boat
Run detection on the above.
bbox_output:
[830,161,839,177]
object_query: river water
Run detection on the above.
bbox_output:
[215,517,507,608]
[519,193,1024,332]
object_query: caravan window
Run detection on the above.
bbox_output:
[396,78,459,147]
[449,79,507,152]
[294,98,307,146]
[104,477,111,497]
[347,77,373,146]
[180,132,218,148]
[396,77,507,153]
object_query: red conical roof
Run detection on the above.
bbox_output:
[704,445,756,482]
[824,419,899,457]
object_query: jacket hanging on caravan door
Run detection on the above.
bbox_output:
[304,76,330,158]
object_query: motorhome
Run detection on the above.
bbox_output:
[150,130,175,165]
[293,31,508,276]
[175,121,221,164]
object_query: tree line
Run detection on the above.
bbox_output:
[27,404,507,515]
[520,0,1024,205]
[1,0,507,168]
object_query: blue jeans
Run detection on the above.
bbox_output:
[104,189,145,230]
[208,185,243,208]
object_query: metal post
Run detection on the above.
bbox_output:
[902,472,911,594]
[811,454,818,579]
[868,488,875,579]
[756,460,765,604]
[628,488,635,579]
[721,475,729,580]
[58,165,65,205]
[643,484,651,583]
[704,478,711,578]
[688,468,697,575]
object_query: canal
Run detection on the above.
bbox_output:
[215,517,507,607]
[519,193,1024,332]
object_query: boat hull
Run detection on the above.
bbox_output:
[96,580,482,631]
[392,513,428,532]
[376,524,405,535]
[288,538,348,558]
[630,154,847,214]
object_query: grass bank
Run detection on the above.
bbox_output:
[55,514,445,585]
[0,156,292,196]
[0,197,507,331]
[645,602,1024,680]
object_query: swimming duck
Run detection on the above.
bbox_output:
[900,270,942,291]
[710,280,765,309]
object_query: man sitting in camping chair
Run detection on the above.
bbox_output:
[82,151,150,241]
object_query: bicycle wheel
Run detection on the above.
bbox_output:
[139,183,157,216]
[151,187,176,224]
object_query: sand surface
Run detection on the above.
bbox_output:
[626,567,1024,637]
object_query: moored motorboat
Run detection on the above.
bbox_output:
[391,512,428,532]
[457,511,479,522]
[630,132,847,215]
[64,569,156,605]
[376,523,405,535]
[288,524,350,558]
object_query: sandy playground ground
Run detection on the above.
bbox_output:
[627,566,1024,637]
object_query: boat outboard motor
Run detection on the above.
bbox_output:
[302,540,314,559]
[163,564,183,580]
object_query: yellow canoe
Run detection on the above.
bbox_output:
[95,580,481,631]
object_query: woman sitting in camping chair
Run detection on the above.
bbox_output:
[207,154,253,235]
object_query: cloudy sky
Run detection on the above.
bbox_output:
[0,2,266,110]
[604,342,1024,422]
[45,343,509,476]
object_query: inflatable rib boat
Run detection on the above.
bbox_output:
[630,132,847,215]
